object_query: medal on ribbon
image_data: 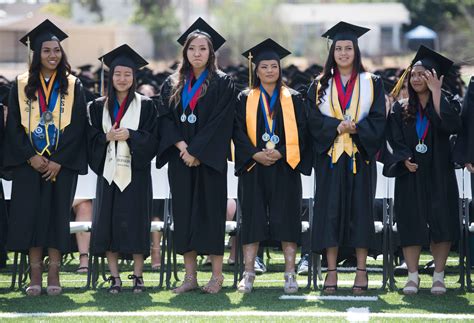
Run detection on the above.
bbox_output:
[181,69,208,123]
[415,105,430,154]
[259,85,279,149]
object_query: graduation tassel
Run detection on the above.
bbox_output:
[100,57,104,96]
[26,36,31,66]
[247,51,253,88]
[390,66,410,98]
[326,36,330,51]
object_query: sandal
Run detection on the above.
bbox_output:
[151,247,161,270]
[403,271,420,295]
[26,261,43,296]
[107,276,122,294]
[172,273,198,294]
[352,268,368,295]
[284,272,299,294]
[76,253,89,273]
[322,268,337,294]
[202,274,224,294]
[237,271,255,293]
[46,261,62,296]
[431,271,446,295]
[128,274,145,293]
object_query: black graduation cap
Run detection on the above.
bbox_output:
[98,44,148,71]
[78,64,93,72]
[322,21,370,43]
[19,19,68,51]
[241,38,291,65]
[411,45,454,77]
[177,17,226,51]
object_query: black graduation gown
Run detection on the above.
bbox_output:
[0,104,8,266]
[156,71,235,256]
[4,79,87,253]
[453,77,474,167]
[88,95,158,256]
[233,88,312,245]
[384,97,461,246]
[306,75,386,253]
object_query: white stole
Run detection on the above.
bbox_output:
[102,92,142,191]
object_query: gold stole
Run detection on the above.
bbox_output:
[17,71,76,136]
[246,86,300,170]
[315,74,372,174]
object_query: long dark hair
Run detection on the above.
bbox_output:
[317,40,365,105]
[251,60,285,90]
[169,32,218,106]
[402,67,429,123]
[106,64,137,120]
[24,40,71,101]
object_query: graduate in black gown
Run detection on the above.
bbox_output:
[0,85,8,269]
[306,22,386,294]
[4,20,87,296]
[385,46,461,295]
[233,39,311,294]
[88,45,158,293]
[454,77,474,175]
[156,18,235,294]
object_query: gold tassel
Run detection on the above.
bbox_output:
[247,51,253,88]
[100,57,104,96]
[390,66,410,98]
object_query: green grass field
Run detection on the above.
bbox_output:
[0,250,473,322]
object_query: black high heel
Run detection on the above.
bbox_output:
[128,274,145,293]
[352,268,368,294]
[322,268,337,294]
[107,276,122,294]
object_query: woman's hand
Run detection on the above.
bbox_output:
[180,149,199,167]
[337,120,356,134]
[404,158,418,173]
[29,155,49,173]
[422,68,443,94]
[114,128,130,141]
[466,163,474,173]
[106,122,118,142]
[42,160,61,181]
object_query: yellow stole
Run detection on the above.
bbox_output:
[17,71,76,134]
[246,86,300,170]
[315,73,374,174]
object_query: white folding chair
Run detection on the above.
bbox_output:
[151,162,172,289]
[226,161,242,288]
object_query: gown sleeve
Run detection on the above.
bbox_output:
[383,101,412,177]
[86,98,107,176]
[156,78,184,169]
[49,79,88,174]
[351,75,387,160]
[305,80,341,155]
[424,94,462,134]
[453,77,474,165]
[233,91,260,175]
[126,98,159,170]
[3,81,37,168]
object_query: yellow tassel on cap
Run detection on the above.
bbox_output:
[390,66,410,98]
[247,51,253,88]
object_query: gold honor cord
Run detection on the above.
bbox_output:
[40,71,57,104]
[247,51,253,88]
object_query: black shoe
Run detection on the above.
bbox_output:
[128,274,145,293]
[297,254,309,275]
[352,268,368,295]
[254,256,267,275]
[394,260,408,276]
[107,276,122,294]
[323,268,337,294]
[422,260,435,275]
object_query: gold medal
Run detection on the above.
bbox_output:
[265,141,275,149]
